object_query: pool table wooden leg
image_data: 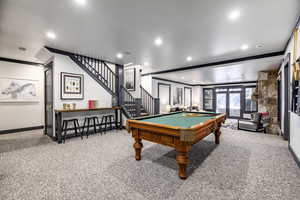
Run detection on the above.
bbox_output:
[176,148,189,179]
[214,127,221,144]
[134,138,143,161]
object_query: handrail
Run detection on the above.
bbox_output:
[140,85,153,98]
[120,85,137,118]
[80,57,108,83]
[75,54,117,76]
[103,61,117,77]
[140,85,155,115]
[73,54,118,94]
[121,85,135,102]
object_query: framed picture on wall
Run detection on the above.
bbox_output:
[0,78,39,102]
[61,72,84,100]
[173,88,183,105]
[124,68,136,91]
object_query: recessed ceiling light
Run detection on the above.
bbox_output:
[241,44,249,50]
[143,62,149,66]
[116,53,123,59]
[74,0,86,5]
[193,80,196,83]
[256,44,263,48]
[18,47,26,51]
[228,10,240,20]
[46,31,56,39]
[181,77,185,79]
[154,37,163,46]
[186,56,192,62]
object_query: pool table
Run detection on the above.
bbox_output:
[127,111,226,179]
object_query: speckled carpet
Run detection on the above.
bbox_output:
[0,128,299,200]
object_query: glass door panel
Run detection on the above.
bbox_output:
[229,93,241,117]
[216,93,227,114]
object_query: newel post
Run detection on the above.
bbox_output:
[154,98,160,115]
[135,98,142,117]
[115,64,124,106]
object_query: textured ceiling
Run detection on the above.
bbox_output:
[0,0,299,72]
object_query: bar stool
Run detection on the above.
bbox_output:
[82,116,101,138]
[62,119,82,143]
[101,115,115,133]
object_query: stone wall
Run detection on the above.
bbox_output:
[256,71,279,134]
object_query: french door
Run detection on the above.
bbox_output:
[184,87,192,107]
[229,91,242,118]
[215,88,242,118]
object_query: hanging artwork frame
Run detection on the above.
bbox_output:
[61,72,84,100]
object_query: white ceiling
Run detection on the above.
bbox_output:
[153,56,282,84]
[0,0,299,72]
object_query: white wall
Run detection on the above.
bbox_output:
[53,54,112,110]
[141,75,152,94]
[0,61,44,131]
[51,54,114,136]
[290,112,300,158]
[152,78,200,107]
[192,86,203,109]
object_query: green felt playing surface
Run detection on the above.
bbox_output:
[138,112,216,128]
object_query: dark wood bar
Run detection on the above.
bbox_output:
[55,107,122,143]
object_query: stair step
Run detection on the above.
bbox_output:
[139,113,149,117]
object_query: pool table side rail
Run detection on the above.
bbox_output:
[189,113,226,143]
[127,113,226,143]
[132,111,220,121]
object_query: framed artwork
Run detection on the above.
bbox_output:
[124,68,136,91]
[173,88,183,105]
[0,78,39,102]
[61,72,84,100]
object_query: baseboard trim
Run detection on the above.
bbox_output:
[0,126,44,135]
[289,145,300,169]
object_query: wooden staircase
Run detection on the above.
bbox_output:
[66,52,159,118]
[120,85,154,118]
[70,54,117,96]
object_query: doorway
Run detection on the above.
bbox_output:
[44,61,54,138]
[184,87,192,108]
[215,87,242,118]
[158,83,171,113]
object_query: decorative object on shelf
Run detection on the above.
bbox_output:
[61,72,84,100]
[166,105,171,112]
[88,100,97,109]
[0,78,39,102]
[124,68,136,91]
[63,103,72,110]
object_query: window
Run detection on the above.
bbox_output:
[245,87,257,112]
[203,88,214,111]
